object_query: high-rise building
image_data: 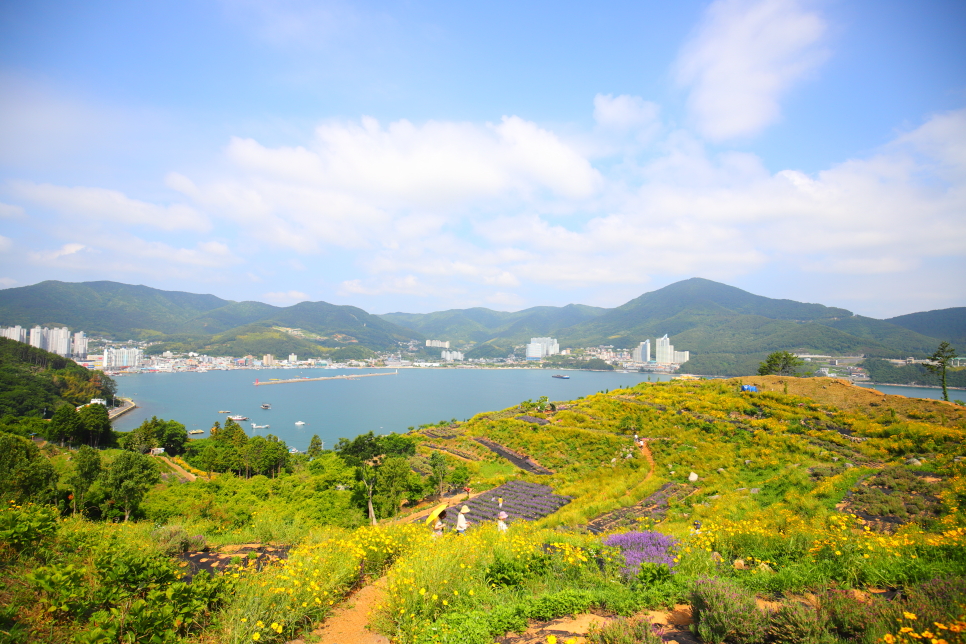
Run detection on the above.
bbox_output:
[632,340,651,363]
[528,337,560,359]
[288,353,298,363]
[48,327,72,357]
[104,346,143,368]
[29,326,46,350]
[263,354,275,366]
[426,339,450,349]
[673,350,690,364]
[441,350,464,361]
[72,331,88,359]
[655,334,673,363]
[0,325,27,343]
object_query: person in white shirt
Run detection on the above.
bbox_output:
[456,505,470,535]
[497,511,508,533]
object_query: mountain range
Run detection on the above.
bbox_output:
[0,278,960,375]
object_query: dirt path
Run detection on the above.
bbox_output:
[157,455,197,481]
[289,577,389,644]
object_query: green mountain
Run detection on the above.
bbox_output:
[0,281,422,356]
[886,307,966,346]
[380,303,607,347]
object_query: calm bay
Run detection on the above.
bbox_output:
[113,368,675,451]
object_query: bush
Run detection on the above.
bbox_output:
[588,616,663,644]
[769,601,834,644]
[817,588,892,642]
[691,577,770,644]
[0,502,58,556]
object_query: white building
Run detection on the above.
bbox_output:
[263,354,275,366]
[673,350,690,364]
[632,340,651,363]
[72,331,88,359]
[29,326,45,350]
[104,346,143,368]
[441,350,464,361]
[526,337,560,361]
[655,334,673,363]
[288,353,298,363]
[426,339,450,349]
[0,325,27,343]
[48,327,72,357]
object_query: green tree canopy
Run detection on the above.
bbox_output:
[0,433,56,503]
[925,341,959,401]
[49,404,84,445]
[103,451,160,521]
[78,403,112,447]
[757,351,806,377]
[68,445,102,515]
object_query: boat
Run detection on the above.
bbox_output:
[552,374,571,379]
[229,415,249,421]
[260,403,271,409]
[188,429,205,435]
[288,447,300,454]
[218,410,231,414]
[295,421,306,426]
[251,423,270,429]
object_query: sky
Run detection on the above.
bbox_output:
[1,0,964,319]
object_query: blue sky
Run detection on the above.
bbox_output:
[1,0,964,318]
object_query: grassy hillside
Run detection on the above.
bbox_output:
[2,376,964,643]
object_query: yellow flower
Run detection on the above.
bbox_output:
[905,612,918,620]
[252,634,260,641]
[255,621,264,628]
[547,637,557,644]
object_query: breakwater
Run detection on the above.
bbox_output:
[254,371,398,386]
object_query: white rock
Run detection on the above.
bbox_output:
[688,472,699,482]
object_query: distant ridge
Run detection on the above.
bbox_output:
[0,278,960,374]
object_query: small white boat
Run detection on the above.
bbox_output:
[251,423,270,429]
[295,421,306,426]
[188,429,205,435]
[229,415,249,421]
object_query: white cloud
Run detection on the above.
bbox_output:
[0,203,25,218]
[0,235,12,252]
[29,243,86,262]
[594,94,660,132]
[0,277,15,288]
[675,0,828,141]
[262,290,309,303]
[7,182,210,232]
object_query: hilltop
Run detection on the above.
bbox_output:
[1,372,964,643]
[0,277,960,373]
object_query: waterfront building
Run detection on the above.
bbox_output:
[441,350,464,361]
[263,354,275,366]
[528,337,560,359]
[655,334,673,363]
[632,339,651,363]
[288,353,298,363]
[104,346,143,368]
[673,350,690,364]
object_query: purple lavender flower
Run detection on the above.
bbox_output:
[604,531,680,576]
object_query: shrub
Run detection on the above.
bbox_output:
[603,531,679,578]
[0,502,58,555]
[769,601,834,644]
[588,616,663,644]
[691,577,770,644]
[817,588,892,642]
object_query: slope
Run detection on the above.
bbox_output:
[886,307,966,346]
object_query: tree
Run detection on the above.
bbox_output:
[358,464,378,526]
[103,451,160,521]
[757,351,805,377]
[307,434,324,458]
[68,446,101,515]
[0,433,56,503]
[78,403,112,447]
[373,456,414,519]
[197,443,219,477]
[49,404,83,446]
[925,341,958,402]
[428,451,449,498]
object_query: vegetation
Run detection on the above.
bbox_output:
[926,341,959,401]
[863,357,966,389]
[1,375,965,642]
[757,350,807,376]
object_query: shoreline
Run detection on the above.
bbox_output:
[859,382,966,391]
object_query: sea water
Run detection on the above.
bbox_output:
[113,368,675,451]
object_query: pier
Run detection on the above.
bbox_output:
[254,371,398,386]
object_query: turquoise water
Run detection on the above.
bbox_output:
[857,382,963,402]
[114,368,674,451]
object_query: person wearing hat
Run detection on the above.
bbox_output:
[456,505,470,536]
[496,511,508,533]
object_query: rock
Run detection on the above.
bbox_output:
[832,457,839,462]
[717,468,726,473]
[905,458,922,466]
[733,558,747,570]
[758,562,774,573]
[736,487,747,491]
[744,459,752,465]
[845,463,854,468]
[670,471,675,475]
[689,472,699,482]
[750,488,760,495]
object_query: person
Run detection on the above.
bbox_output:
[690,520,702,535]
[433,510,447,538]
[496,511,508,533]
[456,505,470,536]
[498,497,503,508]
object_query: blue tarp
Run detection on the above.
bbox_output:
[741,385,758,392]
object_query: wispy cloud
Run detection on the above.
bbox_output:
[674,0,828,141]
[262,290,309,303]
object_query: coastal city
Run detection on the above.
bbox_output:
[0,322,893,381]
